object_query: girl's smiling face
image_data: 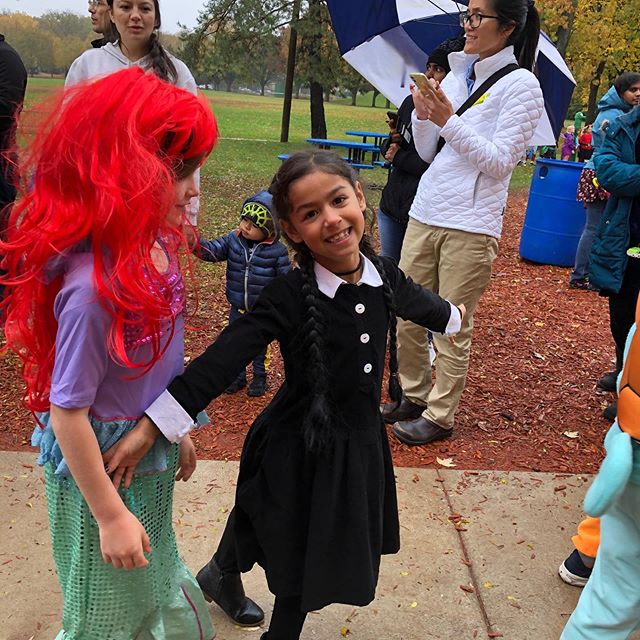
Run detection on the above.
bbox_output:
[281,170,366,275]
[463,0,514,60]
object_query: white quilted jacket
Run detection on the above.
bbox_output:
[409,46,544,239]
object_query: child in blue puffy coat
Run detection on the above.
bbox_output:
[198,190,290,396]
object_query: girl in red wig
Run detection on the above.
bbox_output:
[0,67,218,640]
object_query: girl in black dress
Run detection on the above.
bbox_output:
[104,151,465,639]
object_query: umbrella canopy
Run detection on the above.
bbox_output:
[326,0,575,145]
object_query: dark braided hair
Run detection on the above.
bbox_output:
[107,0,178,83]
[270,150,402,451]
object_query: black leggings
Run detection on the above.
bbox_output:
[266,595,307,640]
[214,511,307,639]
[608,259,640,372]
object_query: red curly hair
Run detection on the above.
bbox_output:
[0,67,218,412]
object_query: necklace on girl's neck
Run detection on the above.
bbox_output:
[333,256,363,277]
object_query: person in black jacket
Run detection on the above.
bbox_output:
[377,36,465,262]
[197,190,290,396]
[0,34,27,305]
[88,0,117,48]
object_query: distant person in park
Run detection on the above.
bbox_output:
[0,33,27,302]
[66,0,201,223]
[101,150,464,640]
[561,124,577,161]
[569,73,640,293]
[0,68,218,640]
[577,124,593,163]
[377,36,465,262]
[383,0,544,446]
[88,0,116,47]
[196,190,291,397]
[559,82,640,593]
[574,109,586,136]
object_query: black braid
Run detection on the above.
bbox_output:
[298,249,334,453]
[360,235,402,407]
[148,32,178,83]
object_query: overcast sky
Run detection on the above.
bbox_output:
[0,0,203,32]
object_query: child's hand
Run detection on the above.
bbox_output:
[176,434,197,482]
[448,303,467,344]
[103,416,160,489]
[98,510,151,570]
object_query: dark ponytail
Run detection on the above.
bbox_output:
[148,31,178,84]
[491,0,541,71]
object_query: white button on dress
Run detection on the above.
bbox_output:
[355,303,365,314]
[360,333,370,344]
[363,363,373,373]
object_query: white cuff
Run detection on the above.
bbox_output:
[442,302,462,337]
[145,389,194,443]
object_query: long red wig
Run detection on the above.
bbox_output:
[0,67,218,412]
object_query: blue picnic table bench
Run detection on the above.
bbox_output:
[344,130,390,148]
[305,138,380,169]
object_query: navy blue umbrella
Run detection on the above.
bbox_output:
[326,0,575,144]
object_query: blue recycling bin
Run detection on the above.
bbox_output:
[519,158,586,267]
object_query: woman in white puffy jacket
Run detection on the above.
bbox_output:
[384,0,544,445]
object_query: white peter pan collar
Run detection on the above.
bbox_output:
[314,254,383,299]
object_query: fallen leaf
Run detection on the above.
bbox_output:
[563,431,579,439]
[483,581,494,588]
[400,571,409,576]
[436,457,456,468]
[340,627,350,637]
[534,321,545,327]
[459,584,475,593]
[532,352,545,360]
[410,601,418,608]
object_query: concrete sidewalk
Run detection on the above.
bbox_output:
[0,452,598,639]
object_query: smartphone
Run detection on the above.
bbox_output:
[410,72,438,98]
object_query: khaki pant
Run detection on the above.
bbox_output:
[397,219,499,429]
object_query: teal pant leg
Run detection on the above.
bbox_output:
[562,484,640,640]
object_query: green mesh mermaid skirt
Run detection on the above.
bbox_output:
[44,446,214,640]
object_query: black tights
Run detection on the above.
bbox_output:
[265,595,307,640]
[608,259,640,373]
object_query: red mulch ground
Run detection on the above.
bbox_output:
[0,192,613,472]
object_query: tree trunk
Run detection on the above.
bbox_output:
[371,89,380,107]
[351,88,358,106]
[587,60,607,123]
[260,83,266,96]
[225,79,234,92]
[310,81,327,138]
[554,0,578,58]
[280,0,301,142]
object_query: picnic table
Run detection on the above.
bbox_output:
[305,138,380,169]
[345,130,390,147]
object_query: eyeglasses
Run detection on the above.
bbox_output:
[459,11,501,28]
[88,0,106,6]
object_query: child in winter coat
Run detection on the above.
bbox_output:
[198,191,290,396]
[561,125,577,161]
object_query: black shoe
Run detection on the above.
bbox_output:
[380,395,425,424]
[569,278,598,291]
[196,558,265,626]
[248,375,267,397]
[393,416,452,446]
[597,371,617,393]
[225,374,247,394]
[603,401,617,422]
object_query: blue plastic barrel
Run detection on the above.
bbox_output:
[519,159,586,267]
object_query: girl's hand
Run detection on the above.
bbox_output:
[99,509,151,570]
[103,416,160,489]
[176,434,197,482]
[384,143,399,163]
[449,303,467,344]
[410,84,431,121]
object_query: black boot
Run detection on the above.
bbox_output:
[196,557,265,626]
[392,416,452,446]
[225,372,247,394]
[248,375,267,397]
[380,395,425,424]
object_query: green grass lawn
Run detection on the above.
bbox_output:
[21,78,534,237]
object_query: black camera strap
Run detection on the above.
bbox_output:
[434,63,520,156]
